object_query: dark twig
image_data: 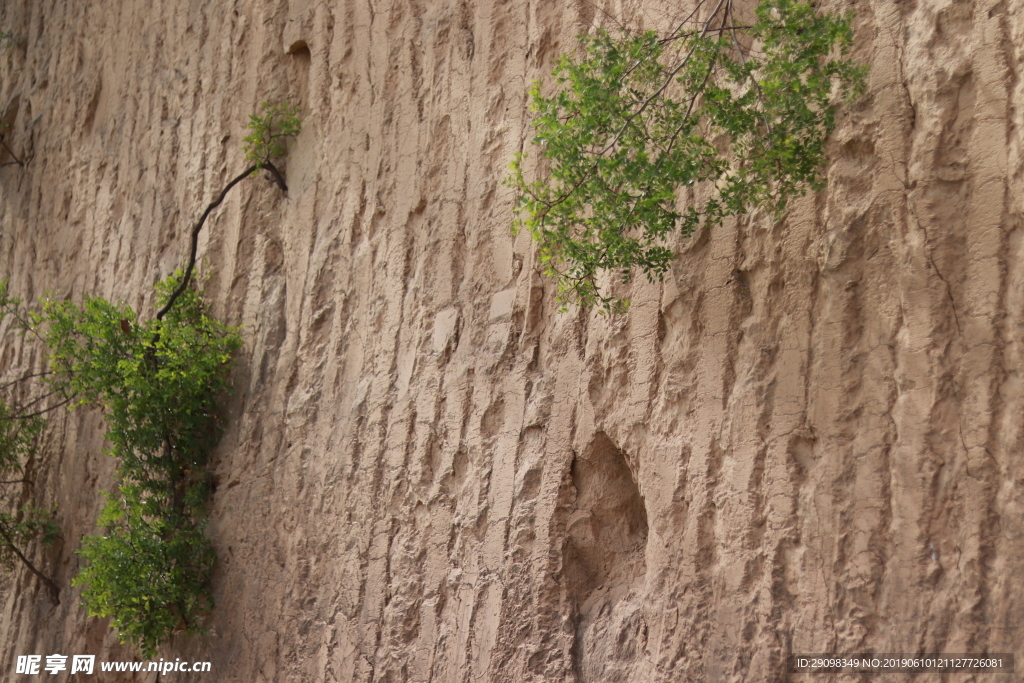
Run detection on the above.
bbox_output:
[0,136,24,168]
[9,387,63,413]
[7,396,74,420]
[261,161,288,193]
[0,371,54,393]
[1,301,49,346]
[155,164,257,321]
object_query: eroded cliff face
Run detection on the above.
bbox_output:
[0,0,1021,680]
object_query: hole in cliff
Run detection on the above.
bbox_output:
[564,432,648,604]
[565,432,649,681]
[287,41,312,107]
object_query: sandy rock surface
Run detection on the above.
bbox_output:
[0,0,1022,680]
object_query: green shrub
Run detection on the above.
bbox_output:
[42,274,241,656]
[510,0,867,310]
[74,485,215,654]
[243,101,301,169]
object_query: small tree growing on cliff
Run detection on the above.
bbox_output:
[510,0,866,311]
[42,102,299,656]
[46,276,240,656]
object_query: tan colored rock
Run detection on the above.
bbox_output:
[0,0,1022,680]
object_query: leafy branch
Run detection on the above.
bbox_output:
[0,508,59,604]
[242,101,300,186]
[509,0,867,310]
[0,284,60,604]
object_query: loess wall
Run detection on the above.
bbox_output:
[0,0,1023,680]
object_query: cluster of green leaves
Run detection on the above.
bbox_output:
[40,273,241,656]
[510,0,866,310]
[242,101,301,169]
[72,485,215,656]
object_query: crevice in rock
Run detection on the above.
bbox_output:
[564,432,648,682]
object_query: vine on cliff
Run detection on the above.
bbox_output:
[510,0,866,310]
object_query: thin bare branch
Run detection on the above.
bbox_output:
[0,136,24,167]
[155,160,289,322]
[155,164,257,321]
[599,0,728,158]
[0,371,53,392]
[7,396,74,420]
[0,521,59,605]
